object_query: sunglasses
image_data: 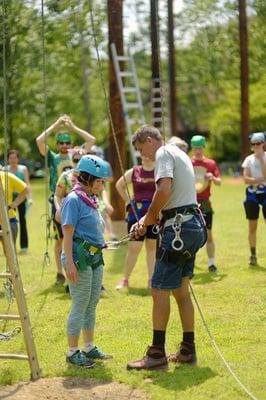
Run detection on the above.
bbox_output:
[58,141,71,145]
[251,142,264,146]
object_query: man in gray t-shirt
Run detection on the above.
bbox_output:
[127,125,206,371]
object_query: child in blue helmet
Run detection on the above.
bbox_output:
[242,132,266,266]
[61,155,112,367]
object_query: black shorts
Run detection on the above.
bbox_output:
[127,221,158,241]
[244,200,266,220]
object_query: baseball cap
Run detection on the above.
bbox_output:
[56,132,72,143]
[249,132,265,144]
[190,135,206,148]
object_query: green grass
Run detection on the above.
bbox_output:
[0,178,265,399]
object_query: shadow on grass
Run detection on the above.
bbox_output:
[128,287,151,297]
[63,362,113,383]
[148,364,216,392]
[249,263,266,272]
[192,270,227,285]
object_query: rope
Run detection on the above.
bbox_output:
[41,0,50,268]
[87,0,139,223]
[189,283,259,400]
[0,327,21,341]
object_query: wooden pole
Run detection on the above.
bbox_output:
[238,0,249,159]
[107,0,126,220]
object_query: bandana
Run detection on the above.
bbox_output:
[72,183,98,209]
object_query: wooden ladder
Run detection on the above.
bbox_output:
[0,179,41,380]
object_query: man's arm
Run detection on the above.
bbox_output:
[64,116,96,151]
[142,177,172,226]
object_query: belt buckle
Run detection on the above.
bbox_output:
[89,245,98,255]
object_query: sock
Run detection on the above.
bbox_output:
[152,330,166,348]
[67,347,79,357]
[83,342,94,353]
[183,331,195,345]
[208,257,215,267]
[250,247,256,256]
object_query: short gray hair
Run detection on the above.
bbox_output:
[132,125,162,146]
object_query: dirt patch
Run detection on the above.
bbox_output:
[0,377,148,400]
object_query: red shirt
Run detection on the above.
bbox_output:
[191,157,220,201]
[132,165,155,202]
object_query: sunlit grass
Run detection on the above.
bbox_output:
[0,177,265,399]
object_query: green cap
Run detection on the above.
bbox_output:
[190,135,206,148]
[56,132,72,143]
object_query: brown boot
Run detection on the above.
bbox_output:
[127,345,168,370]
[168,341,197,364]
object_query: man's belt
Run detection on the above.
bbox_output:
[161,204,198,222]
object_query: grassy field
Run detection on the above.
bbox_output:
[0,178,265,399]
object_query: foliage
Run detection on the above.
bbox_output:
[0,179,265,400]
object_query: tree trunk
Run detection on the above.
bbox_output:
[238,0,249,159]
[108,0,126,220]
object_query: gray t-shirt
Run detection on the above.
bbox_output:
[155,143,197,210]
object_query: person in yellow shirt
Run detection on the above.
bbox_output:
[0,169,28,247]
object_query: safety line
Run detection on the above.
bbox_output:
[190,283,259,400]
[41,0,51,268]
[87,0,140,222]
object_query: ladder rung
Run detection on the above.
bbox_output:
[152,108,162,113]
[125,103,140,109]
[119,71,134,77]
[152,97,162,103]
[117,56,130,61]
[152,88,161,93]
[152,117,163,122]
[0,314,20,320]
[153,78,161,83]
[0,353,29,360]
[0,272,12,279]
[123,87,137,93]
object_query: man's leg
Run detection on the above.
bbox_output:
[170,276,196,364]
[248,219,258,265]
[54,238,65,284]
[206,228,216,271]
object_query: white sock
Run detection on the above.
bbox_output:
[208,258,215,267]
[83,342,94,353]
[67,347,79,357]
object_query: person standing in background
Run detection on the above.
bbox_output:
[6,149,33,253]
[242,132,266,266]
[190,135,221,272]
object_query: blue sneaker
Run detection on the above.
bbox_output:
[66,350,95,368]
[83,346,113,360]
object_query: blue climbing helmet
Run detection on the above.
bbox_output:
[76,155,109,178]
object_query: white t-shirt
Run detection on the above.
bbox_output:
[155,143,197,210]
[242,152,266,186]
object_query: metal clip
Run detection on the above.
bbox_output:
[171,213,184,251]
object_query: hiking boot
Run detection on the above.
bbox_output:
[116,278,129,290]
[66,350,95,368]
[127,345,168,370]
[208,265,217,272]
[83,345,113,360]
[168,341,197,364]
[54,273,65,285]
[249,255,257,266]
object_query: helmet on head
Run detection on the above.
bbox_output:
[56,132,72,143]
[249,132,265,144]
[190,135,206,148]
[76,155,109,178]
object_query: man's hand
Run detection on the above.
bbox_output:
[130,217,147,239]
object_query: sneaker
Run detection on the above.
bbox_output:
[54,273,65,285]
[249,255,257,266]
[208,265,217,272]
[116,278,129,290]
[66,350,95,368]
[127,345,168,371]
[168,341,197,364]
[83,345,113,360]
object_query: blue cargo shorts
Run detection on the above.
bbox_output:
[152,215,206,289]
